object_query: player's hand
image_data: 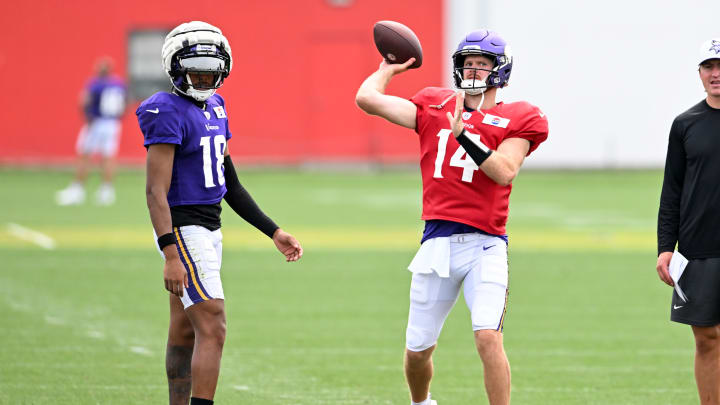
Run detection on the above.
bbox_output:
[379,57,416,76]
[656,251,674,286]
[272,229,303,262]
[163,254,188,297]
[446,90,466,137]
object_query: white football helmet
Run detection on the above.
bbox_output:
[162,21,233,102]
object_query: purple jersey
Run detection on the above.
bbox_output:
[137,92,233,207]
[85,76,126,119]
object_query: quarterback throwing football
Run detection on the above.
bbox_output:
[356,29,548,405]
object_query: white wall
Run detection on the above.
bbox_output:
[447,0,720,168]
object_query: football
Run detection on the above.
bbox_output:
[373,20,423,69]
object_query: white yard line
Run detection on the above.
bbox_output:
[87,330,105,339]
[44,315,66,325]
[6,223,56,249]
[129,346,153,356]
[6,294,157,358]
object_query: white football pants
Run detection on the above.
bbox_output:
[406,233,509,352]
[154,225,225,309]
[76,118,121,157]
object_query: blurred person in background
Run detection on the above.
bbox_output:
[56,57,127,206]
[657,38,720,405]
[138,21,303,405]
[356,29,548,405]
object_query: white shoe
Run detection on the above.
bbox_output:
[55,184,85,206]
[95,184,115,206]
[412,394,437,405]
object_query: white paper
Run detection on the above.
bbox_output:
[669,251,689,302]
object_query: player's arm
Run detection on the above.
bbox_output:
[446,91,529,186]
[656,120,685,286]
[79,89,91,122]
[355,58,418,129]
[146,143,187,296]
[222,146,303,262]
[119,88,129,117]
[478,138,529,186]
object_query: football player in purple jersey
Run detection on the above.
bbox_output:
[137,21,303,405]
[56,57,126,206]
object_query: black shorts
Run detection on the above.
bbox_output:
[671,257,720,326]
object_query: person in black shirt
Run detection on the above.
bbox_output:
[657,38,720,404]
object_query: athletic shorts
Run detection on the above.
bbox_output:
[671,257,720,326]
[76,118,121,157]
[155,225,225,309]
[405,233,509,352]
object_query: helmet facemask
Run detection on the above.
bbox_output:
[451,30,513,96]
[453,51,511,95]
[170,45,230,102]
[453,52,496,95]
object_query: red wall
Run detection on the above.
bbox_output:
[0,0,443,165]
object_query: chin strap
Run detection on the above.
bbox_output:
[460,78,488,96]
[186,88,215,102]
[172,89,207,108]
[476,91,486,117]
[430,89,486,117]
[181,74,216,101]
[429,93,456,110]
[174,85,214,102]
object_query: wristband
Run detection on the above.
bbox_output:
[456,129,493,166]
[157,232,177,250]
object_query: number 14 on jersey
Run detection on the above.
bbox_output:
[433,129,482,183]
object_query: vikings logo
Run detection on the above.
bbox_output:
[709,40,720,54]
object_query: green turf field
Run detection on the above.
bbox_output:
[0,168,697,404]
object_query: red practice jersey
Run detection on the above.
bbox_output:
[410,87,549,235]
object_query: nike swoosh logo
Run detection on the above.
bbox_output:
[673,305,683,309]
[483,245,496,251]
[146,108,159,114]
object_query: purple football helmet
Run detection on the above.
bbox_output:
[452,30,512,95]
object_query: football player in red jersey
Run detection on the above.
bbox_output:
[356,30,548,405]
